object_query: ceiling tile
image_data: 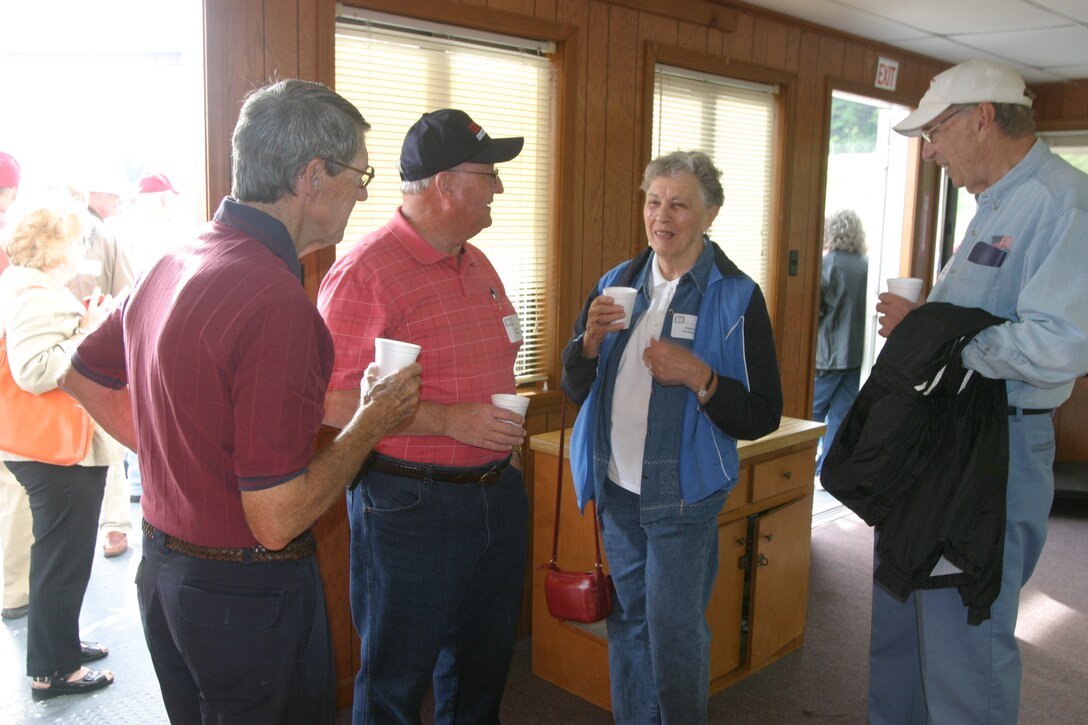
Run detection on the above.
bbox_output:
[735,0,927,42]
[952,26,1088,69]
[835,0,1071,35]
[1032,0,1088,24]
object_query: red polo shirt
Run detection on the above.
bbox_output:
[73,199,334,547]
[318,209,520,467]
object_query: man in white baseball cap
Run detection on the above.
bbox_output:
[873,59,1088,724]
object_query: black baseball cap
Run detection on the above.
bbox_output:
[399,109,524,182]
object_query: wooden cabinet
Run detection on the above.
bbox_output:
[529,417,824,711]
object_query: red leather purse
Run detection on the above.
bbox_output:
[542,400,615,624]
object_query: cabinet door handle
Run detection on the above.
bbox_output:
[781,470,792,480]
[756,553,769,567]
[763,533,773,542]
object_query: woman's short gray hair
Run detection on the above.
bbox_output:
[640,150,724,208]
[231,79,370,203]
[824,209,867,254]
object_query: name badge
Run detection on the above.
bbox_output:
[78,259,103,278]
[671,313,697,340]
[503,314,523,343]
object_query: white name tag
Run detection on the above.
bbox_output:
[503,313,523,343]
[671,313,697,340]
[77,259,103,278]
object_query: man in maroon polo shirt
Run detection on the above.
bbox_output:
[58,79,421,724]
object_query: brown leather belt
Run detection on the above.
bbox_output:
[364,454,510,486]
[141,520,315,563]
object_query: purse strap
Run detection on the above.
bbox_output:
[548,394,605,572]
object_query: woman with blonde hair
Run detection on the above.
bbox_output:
[0,194,122,700]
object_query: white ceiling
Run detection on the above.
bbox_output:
[736,0,1088,83]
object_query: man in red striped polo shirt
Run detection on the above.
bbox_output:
[318,109,529,724]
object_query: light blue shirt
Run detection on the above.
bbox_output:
[928,140,1088,409]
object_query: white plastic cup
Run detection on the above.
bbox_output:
[374,338,421,375]
[603,286,638,329]
[887,277,923,303]
[491,393,529,425]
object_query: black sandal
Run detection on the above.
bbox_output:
[80,641,109,663]
[31,669,114,701]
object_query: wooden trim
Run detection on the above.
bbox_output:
[612,0,738,32]
[339,0,577,41]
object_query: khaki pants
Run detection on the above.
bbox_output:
[98,463,133,537]
[0,461,32,609]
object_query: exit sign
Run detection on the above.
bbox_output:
[875,57,899,91]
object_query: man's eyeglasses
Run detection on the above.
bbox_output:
[447,168,500,183]
[920,109,965,144]
[323,158,375,188]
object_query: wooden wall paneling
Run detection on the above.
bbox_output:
[604,3,640,261]
[264,0,302,76]
[536,0,559,20]
[758,19,789,71]
[724,10,754,62]
[783,26,801,71]
[840,41,865,85]
[580,2,612,302]
[204,0,267,215]
[489,0,538,16]
[678,20,709,52]
[555,0,591,378]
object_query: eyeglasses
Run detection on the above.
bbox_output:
[447,168,500,183]
[322,158,375,188]
[920,109,965,144]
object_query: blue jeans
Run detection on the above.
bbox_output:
[812,368,860,477]
[600,479,719,725]
[868,412,1055,725]
[349,458,528,725]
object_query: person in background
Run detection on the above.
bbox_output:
[872,59,1088,724]
[561,150,782,724]
[813,209,868,477]
[58,78,422,724]
[1,193,122,700]
[64,181,135,558]
[111,171,187,275]
[318,108,528,724]
[0,149,33,622]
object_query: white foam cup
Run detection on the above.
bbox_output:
[603,286,638,329]
[374,338,421,375]
[491,393,530,425]
[886,277,923,303]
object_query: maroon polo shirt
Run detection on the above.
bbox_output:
[73,198,334,547]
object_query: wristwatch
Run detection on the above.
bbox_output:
[697,369,716,403]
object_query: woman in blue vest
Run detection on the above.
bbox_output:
[562,150,783,723]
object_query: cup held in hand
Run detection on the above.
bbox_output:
[603,286,637,329]
[374,338,421,375]
[886,277,923,303]
[491,393,529,425]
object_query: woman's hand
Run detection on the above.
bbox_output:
[581,294,627,358]
[79,287,113,334]
[641,337,712,395]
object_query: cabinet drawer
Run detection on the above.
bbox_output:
[751,449,814,501]
[722,467,750,513]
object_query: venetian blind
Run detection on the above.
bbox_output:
[334,9,553,383]
[651,65,777,290]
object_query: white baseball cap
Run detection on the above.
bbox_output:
[894,59,1032,137]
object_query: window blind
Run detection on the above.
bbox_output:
[334,13,553,383]
[651,64,777,289]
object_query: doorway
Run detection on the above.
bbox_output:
[813,90,912,526]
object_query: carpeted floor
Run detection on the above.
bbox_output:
[4,500,1085,723]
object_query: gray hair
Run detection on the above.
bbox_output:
[824,209,866,254]
[948,101,1036,140]
[231,79,370,203]
[640,150,724,208]
[400,173,433,195]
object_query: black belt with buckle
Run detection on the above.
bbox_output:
[141,520,315,563]
[362,454,510,486]
[1006,407,1053,416]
